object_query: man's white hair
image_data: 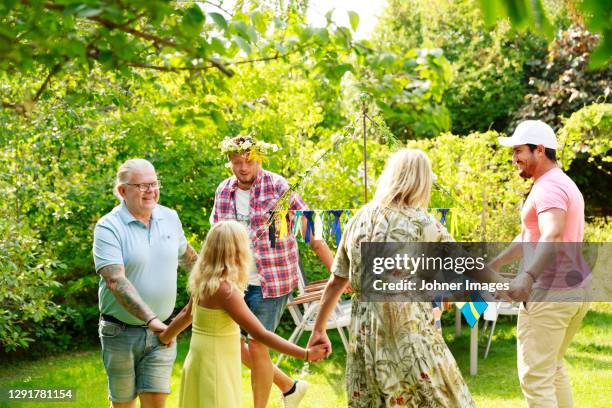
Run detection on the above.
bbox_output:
[113,158,156,200]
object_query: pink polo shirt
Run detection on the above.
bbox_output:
[520,167,587,288]
[521,167,584,242]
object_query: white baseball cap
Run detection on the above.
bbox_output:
[498,120,558,149]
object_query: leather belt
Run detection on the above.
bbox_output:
[100,313,172,328]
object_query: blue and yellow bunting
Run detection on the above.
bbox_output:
[268,208,452,247]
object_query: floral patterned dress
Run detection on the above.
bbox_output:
[332,204,475,408]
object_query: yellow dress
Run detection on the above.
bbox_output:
[179,302,241,408]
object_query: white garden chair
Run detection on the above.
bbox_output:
[482,301,520,358]
[275,266,351,366]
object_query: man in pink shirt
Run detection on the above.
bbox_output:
[490,120,590,408]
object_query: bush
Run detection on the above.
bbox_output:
[558,103,612,169]
[584,217,612,242]
[408,131,527,241]
[445,27,546,134]
[558,103,612,214]
[0,219,70,353]
[511,26,612,131]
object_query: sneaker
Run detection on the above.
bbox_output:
[282,380,309,408]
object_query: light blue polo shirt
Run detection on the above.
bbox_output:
[93,201,188,325]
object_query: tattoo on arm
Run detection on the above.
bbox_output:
[180,244,198,272]
[99,264,156,322]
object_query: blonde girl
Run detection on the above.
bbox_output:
[160,221,326,408]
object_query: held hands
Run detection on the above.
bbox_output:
[148,318,174,348]
[306,344,329,362]
[508,273,534,301]
[147,317,167,333]
[493,276,513,302]
[307,330,332,359]
[158,328,175,348]
[485,261,513,302]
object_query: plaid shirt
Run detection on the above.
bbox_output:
[211,169,307,298]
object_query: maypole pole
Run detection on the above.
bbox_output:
[360,93,369,204]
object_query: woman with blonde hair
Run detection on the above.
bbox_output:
[159,221,327,408]
[307,149,504,407]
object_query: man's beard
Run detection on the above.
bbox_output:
[237,175,256,185]
[517,163,534,179]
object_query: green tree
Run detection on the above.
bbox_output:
[511,25,612,131]
[479,0,612,68]
[0,0,364,114]
[373,0,548,135]
[0,1,456,353]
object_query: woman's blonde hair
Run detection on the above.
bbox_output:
[372,148,433,210]
[188,221,251,299]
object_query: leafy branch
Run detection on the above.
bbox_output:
[24,0,234,76]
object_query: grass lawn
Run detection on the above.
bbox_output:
[1,303,610,407]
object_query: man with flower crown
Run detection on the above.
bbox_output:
[210,135,334,408]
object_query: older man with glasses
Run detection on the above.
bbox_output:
[93,158,198,408]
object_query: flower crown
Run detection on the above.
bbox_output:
[220,135,279,162]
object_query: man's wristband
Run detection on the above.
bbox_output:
[146,316,158,325]
[525,270,537,282]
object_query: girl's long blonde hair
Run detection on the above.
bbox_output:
[188,221,251,299]
[372,148,433,210]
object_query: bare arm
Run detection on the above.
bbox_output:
[306,274,349,357]
[507,209,566,300]
[489,234,524,271]
[524,209,565,280]
[312,274,350,333]
[179,244,198,272]
[99,264,163,330]
[159,298,193,344]
[465,264,508,285]
[220,283,325,361]
[309,239,334,271]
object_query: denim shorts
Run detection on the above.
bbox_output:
[98,320,177,403]
[241,285,289,338]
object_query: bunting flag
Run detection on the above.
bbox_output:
[328,210,344,246]
[271,206,474,330]
[293,210,303,238]
[268,214,276,248]
[269,208,452,246]
[278,210,288,239]
[314,211,324,241]
[436,208,450,226]
[458,292,488,328]
[323,211,334,241]
[302,210,315,243]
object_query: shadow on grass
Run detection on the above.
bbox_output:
[565,352,612,370]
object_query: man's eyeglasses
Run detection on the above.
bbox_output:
[124,181,162,192]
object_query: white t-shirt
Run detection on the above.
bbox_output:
[235,188,260,286]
